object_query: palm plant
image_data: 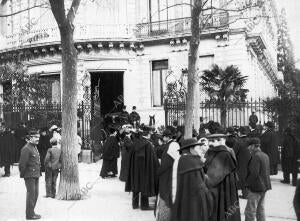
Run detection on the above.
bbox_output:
[200,64,249,127]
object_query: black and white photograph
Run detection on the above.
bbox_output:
[0,0,299,220]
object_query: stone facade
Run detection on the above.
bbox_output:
[0,0,280,126]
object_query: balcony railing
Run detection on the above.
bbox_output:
[2,24,134,51]
[136,13,229,39]
[1,13,229,51]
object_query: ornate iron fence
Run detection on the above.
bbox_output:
[0,102,92,149]
[164,98,274,128]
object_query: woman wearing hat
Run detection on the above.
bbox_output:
[171,138,212,221]
[100,126,120,178]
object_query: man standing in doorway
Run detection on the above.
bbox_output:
[19,132,41,220]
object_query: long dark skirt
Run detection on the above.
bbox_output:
[100,158,118,178]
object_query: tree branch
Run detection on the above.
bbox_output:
[202,4,261,13]
[0,3,48,18]
[49,0,67,27]
[67,0,82,25]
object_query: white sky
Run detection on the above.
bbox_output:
[275,0,300,68]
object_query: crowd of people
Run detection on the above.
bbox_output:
[0,106,300,220]
[97,108,300,221]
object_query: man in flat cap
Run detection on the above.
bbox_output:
[205,133,241,221]
[171,138,212,221]
[156,129,180,221]
[260,121,279,175]
[125,125,159,210]
[245,138,271,221]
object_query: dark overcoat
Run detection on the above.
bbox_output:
[205,145,241,221]
[19,142,41,179]
[37,134,51,172]
[234,137,251,190]
[294,179,300,220]
[172,154,213,221]
[0,131,17,166]
[125,137,159,197]
[119,135,133,182]
[100,135,120,177]
[282,133,299,174]
[101,135,120,160]
[260,129,280,174]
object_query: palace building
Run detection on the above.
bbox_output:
[0,0,280,126]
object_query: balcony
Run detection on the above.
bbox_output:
[135,13,229,40]
[1,24,134,52]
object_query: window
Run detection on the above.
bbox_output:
[152,60,168,107]
[199,55,214,72]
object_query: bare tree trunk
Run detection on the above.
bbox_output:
[56,25,81,200]
[184,0,202,138]
[49,0,82,200]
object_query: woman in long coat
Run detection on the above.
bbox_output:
[100,126,120,178]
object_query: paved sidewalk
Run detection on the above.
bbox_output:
[0,161,297,221]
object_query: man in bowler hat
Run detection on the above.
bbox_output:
[260,121,279,175]
[19,132,41,220]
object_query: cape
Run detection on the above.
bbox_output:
[171,154,213,221]
[158,140,175,207]
[205,145,241,221]
[125,137,159,196]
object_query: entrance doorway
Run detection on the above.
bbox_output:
[90,71,124,120]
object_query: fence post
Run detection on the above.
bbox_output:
[81,101,85,148]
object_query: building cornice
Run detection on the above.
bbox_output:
[246,33,278,85]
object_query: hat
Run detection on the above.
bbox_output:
[40,127,48,133]
[264,121,275,128]
[162,129,173,137]
[226,127,235,135]
[248,138,260,146]
[179,138,199,151]
[139,125,152,135]
[206,133,228,139]
[49,125,58,132]
[26,130,39,139]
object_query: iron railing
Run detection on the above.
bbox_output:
[0,102,92,149]
[136,12,229,39]
[164,98,274,127]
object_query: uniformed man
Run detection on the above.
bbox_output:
[19,131,42,220]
